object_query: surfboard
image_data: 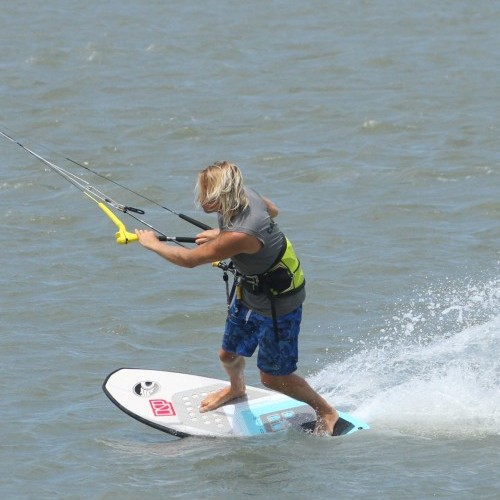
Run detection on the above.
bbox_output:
[103,368,369,438]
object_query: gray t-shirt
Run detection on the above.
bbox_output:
[218,188,305,317]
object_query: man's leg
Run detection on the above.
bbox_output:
[199,348,247,413]
[260,371,339,435]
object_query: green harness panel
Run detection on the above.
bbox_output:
[241,236,305,298]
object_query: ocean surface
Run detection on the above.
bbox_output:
[1,1,499,498]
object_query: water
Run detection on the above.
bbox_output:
[1,1,499,498]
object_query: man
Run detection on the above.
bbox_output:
[135,161,338,435]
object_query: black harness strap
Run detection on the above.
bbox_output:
[260,280,280,340]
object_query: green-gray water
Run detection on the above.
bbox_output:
[1,1,498,498]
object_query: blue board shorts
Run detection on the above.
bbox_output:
[222,301,302,376]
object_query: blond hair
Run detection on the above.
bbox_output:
[195,161,249,226]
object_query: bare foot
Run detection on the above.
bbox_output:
[313,409,339,436]
[199,386,246,413]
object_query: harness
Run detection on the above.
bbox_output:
[218,235,305,337]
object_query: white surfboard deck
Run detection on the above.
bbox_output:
[103,368,369,438]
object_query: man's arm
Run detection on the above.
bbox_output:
[135,228,261,268]
[261,196,279,218]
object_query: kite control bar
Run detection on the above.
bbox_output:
[98,202,196,245]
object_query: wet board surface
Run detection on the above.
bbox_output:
[103,368,369,438]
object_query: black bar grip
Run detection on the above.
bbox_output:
[158,235,197,243]
[172,236,197,243]
[178,213,212,231]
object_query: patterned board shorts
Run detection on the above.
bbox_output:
[222,301,302,376]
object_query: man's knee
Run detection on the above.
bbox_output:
[218,348,243,367]
[260,371,285,390]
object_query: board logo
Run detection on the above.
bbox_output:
[133,380,160,397]
[149,399,176,417]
